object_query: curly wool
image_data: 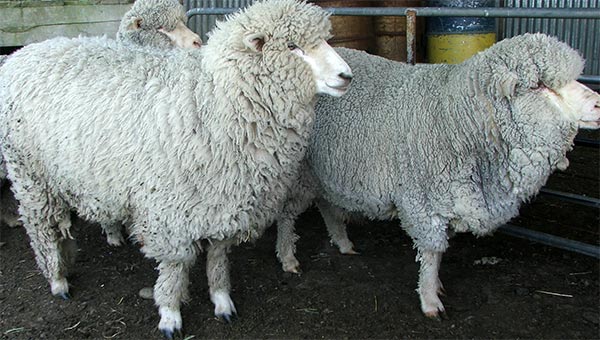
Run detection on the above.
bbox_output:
[0,0,332,264]
[117,0,189,49]
[304,33,583,252]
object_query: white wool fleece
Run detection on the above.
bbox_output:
[294,33,584,252]
[0,0,333,263]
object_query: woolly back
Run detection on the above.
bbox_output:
[117,0,187,48]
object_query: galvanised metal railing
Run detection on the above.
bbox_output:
[187,5,600,81]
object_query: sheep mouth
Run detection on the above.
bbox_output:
[326,84,350,92]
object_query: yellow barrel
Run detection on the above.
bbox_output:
[310,1,375,52]
[426,0,496,64]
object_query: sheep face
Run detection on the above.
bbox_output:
[290,39,353,97]
[118,0,201,49]
[205,0,352,101]
[545,81,600,130]
[157,20,202,49]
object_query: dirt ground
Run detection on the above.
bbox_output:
[0,130,598,340]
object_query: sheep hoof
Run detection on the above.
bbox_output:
[283,263,302,274]
[161,329,174,340]
[106,233,125,247]
[160,327,184,339]
[341,248,360,255]
[282,256,301,274]
[158,306,182,339]
[218,311,237,324]
[58,292,71,300]
[50,278,70,299]
[424,309,448,321]
[211,290,238,323]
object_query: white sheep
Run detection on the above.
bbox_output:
[0,0,202,232]
[117,0,202,49]
[0,0,352,337]
[275,33,600,319]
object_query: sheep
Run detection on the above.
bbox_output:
[0,0,352,337]
[0,0,202,236]
[117,0,202,49]
[275,33,600,319]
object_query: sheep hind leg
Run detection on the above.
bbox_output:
[275,188,315,274]
[417,249,446,320]
[276,216,301,274]
[102,223,125,246]
[317,199,358,255]
[154,258,195,339]
[207,238,237,322]
[15,184,75,299]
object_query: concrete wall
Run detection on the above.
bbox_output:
[0,0,134,47]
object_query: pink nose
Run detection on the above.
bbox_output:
[193,38,202,48]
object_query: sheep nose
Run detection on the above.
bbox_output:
[339,72,353,87]
[339,72,353,82]
[192,35,202,48]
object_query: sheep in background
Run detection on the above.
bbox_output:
[275,33,599,319]
[0,0,352,337]
[117,0,201,49]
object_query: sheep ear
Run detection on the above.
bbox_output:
[243,33,266,52]
[496,72,518,99]
[126,17,143,31]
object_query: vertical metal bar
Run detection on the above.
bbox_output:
[406,9,417,65]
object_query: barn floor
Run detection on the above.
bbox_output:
[0,131,598,339]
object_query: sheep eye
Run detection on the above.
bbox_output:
[287,42,297,50]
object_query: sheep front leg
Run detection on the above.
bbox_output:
[417,249,446,320]
[154,259,194,339]
[206,239,237,322]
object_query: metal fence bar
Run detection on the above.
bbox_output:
[539,188,600,208]
[574,137,600,147]
[499,224,600,259]
[187,6,600,18]
[187,6,599,69]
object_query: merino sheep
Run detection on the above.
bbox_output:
[0,0,202,236]
[275,33,600,318]
[117,0,202,49]
[0,0,352,337]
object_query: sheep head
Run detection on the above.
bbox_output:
[117,0,202,49]
[204,0,352,101]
